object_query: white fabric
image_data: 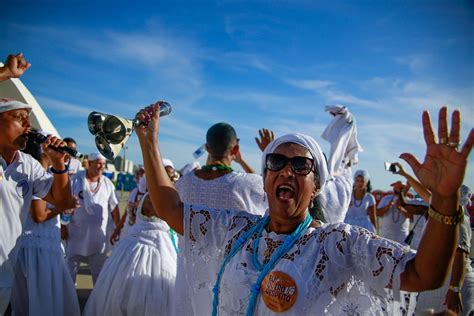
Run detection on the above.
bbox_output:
[162,158,174,169]
[89,152,106,161]
[67,157,83,175]
[184,204,416,315]
[262,132,353,224]
[84,193,178,316]
[122,187,146,238]
[0,151,53,288]
[67,171,118,257]
[321,105,363,174]
[344,192,376,232]
[173,170,267,316]
[10,211,80,316]
[138,175,147,194]
[377,195,410,244]
[354,170,369,182]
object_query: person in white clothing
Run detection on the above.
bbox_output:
[0,98,75,314]
[173,122,267,316]
[62,137,83,175]
[10,139,80,316]
[376,181,412,244]
[66,152,120,284]
[344,170,377,232]
[84,160,179,316]
[136,103,472,315]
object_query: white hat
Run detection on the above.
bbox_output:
[0,98,32,113]
[89,152,107,161]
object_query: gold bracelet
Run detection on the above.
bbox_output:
[428,204,463,225]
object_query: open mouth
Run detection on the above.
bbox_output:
[276,184,296,202]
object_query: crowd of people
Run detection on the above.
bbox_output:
[1,52,473,316]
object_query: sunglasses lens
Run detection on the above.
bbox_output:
[266,154,287,171]
[291,157,313,175]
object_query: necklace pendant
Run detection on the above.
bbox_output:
[212,166,218,171]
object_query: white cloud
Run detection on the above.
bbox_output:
[394,54,432,73]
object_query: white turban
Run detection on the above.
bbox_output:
[354,170,370,182]
[261,133,330,191]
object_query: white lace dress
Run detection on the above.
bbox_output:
[10,210,80,316]
[83,195,178,316]
[184,204,416,315]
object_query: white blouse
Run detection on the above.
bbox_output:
[183,204,416,315]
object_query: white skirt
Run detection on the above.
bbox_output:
[83,223,177,316]
[11,245,81,316]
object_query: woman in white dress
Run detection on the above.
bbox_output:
[137,104,472,315]
[344,170,377,232]
[10,142,80,316]
[84,172,178,315]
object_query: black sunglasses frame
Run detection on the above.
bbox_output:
[266,153,315,176]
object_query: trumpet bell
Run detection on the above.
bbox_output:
[88,111,107,135]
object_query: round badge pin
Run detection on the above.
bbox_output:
[261,271,298,312]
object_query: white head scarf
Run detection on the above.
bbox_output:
[162,158,174,169]
[261,133,330,191]
[354,170,370,182]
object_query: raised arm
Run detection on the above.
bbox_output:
[42,136,75,210]
[393,162,431,203]
[255,128,275,152]
[400,107,474,291]
[135,103,184,235]
[0,53,31,81]
[233,147,255,173]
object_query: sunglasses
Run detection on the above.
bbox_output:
[266,153,315,176]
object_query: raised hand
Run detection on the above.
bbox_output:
[255,128,275,152]
[2,53,31,79]
[400,107,474,199]
[135,102,163,141]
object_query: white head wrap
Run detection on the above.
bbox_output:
[89,152,107,161]
[354,170,370,182]
[261,133,329,191]
[162,158,174,169]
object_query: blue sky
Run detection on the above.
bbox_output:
[1,0,473,190]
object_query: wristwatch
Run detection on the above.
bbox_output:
[449,285,461,293]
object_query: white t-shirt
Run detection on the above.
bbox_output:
[377,194,410,244]
[0,151,53,287]
[67,171,119,256]
[183,204,416,315]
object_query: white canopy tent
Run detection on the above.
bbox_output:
[0,62,60,136]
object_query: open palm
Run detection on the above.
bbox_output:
[400,107,473,198]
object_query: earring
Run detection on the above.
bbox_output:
[309,199,314,209]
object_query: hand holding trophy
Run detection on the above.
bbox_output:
[87,101,172,160]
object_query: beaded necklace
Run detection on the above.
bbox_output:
[211,214,313,316]
[202,164,233,172]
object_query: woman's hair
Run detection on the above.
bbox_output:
[309,194,327,223]
[366,180,372,193]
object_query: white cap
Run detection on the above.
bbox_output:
[89,152,107,161]
[0,98,32,113]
